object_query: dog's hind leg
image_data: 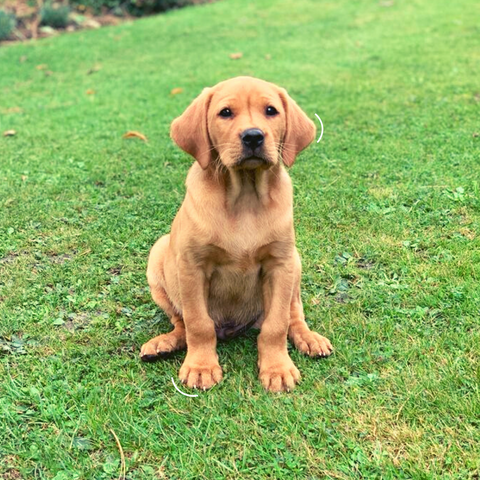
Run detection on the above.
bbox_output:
[140,235,187,361]
[288,249,333,357]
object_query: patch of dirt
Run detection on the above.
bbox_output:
[47,252,73,264]
[357,259,375,270]
[2,469,22,480]
[64,311,95,332]
[335,292,350,304]
[64,320,75,332]
[0,253,19,264]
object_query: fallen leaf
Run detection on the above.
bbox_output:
[3,107,23,114]
[3,130,16,137]
[122,131,148,142]
[170,87,183,96]
[36,64,48,70]
[229,52,243,60]
[86,89,96,95]
[473,132,479,138]
[87,64,102,75]
[265,54,272,60]
[21,175,27,182]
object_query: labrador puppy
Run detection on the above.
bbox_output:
[140,76,332,392]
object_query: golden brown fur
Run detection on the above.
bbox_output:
[141,76,332,392]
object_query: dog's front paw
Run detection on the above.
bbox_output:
[259,356,301,393]
[290,330,333,357]
[179,355,223,390]
[140,333,185,361]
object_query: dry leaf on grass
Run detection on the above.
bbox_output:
[3,107,23,114]
[170,87,183,95]
[36,64,48,70]
[229,52,243,60]
[86,89,96,95]
[122,131,148,142]
[87,65,102,75]
[3,130,16,137]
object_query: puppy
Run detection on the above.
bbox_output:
[141,76,332,392]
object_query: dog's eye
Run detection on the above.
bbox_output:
[266,106,279,116]
[219,108,233,118]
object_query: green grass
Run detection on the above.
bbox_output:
[1,0,480,478]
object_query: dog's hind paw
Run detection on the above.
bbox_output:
[140,333,185,361]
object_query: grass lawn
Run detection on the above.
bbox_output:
[1,0,480,478]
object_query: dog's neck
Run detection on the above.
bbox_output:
[227,168,268,208]
[208,163,281,213]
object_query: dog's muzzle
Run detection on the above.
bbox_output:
[234,128,273,169]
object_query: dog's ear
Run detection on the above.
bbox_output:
[171,87,213,169]
[278,88,316,167]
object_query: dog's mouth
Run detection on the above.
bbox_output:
[234,156,273,170]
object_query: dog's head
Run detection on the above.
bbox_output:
[171,76,316,170]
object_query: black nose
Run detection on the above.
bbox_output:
[241,128,264,150]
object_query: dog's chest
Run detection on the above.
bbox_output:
[197,225,268,330]
[207,256,263,332]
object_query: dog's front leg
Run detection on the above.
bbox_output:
[177,258,222,390]
[258,256,301,392]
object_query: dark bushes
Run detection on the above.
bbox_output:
[0,10,16,40]
[40,3,71,28]
[69,0,198,16]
